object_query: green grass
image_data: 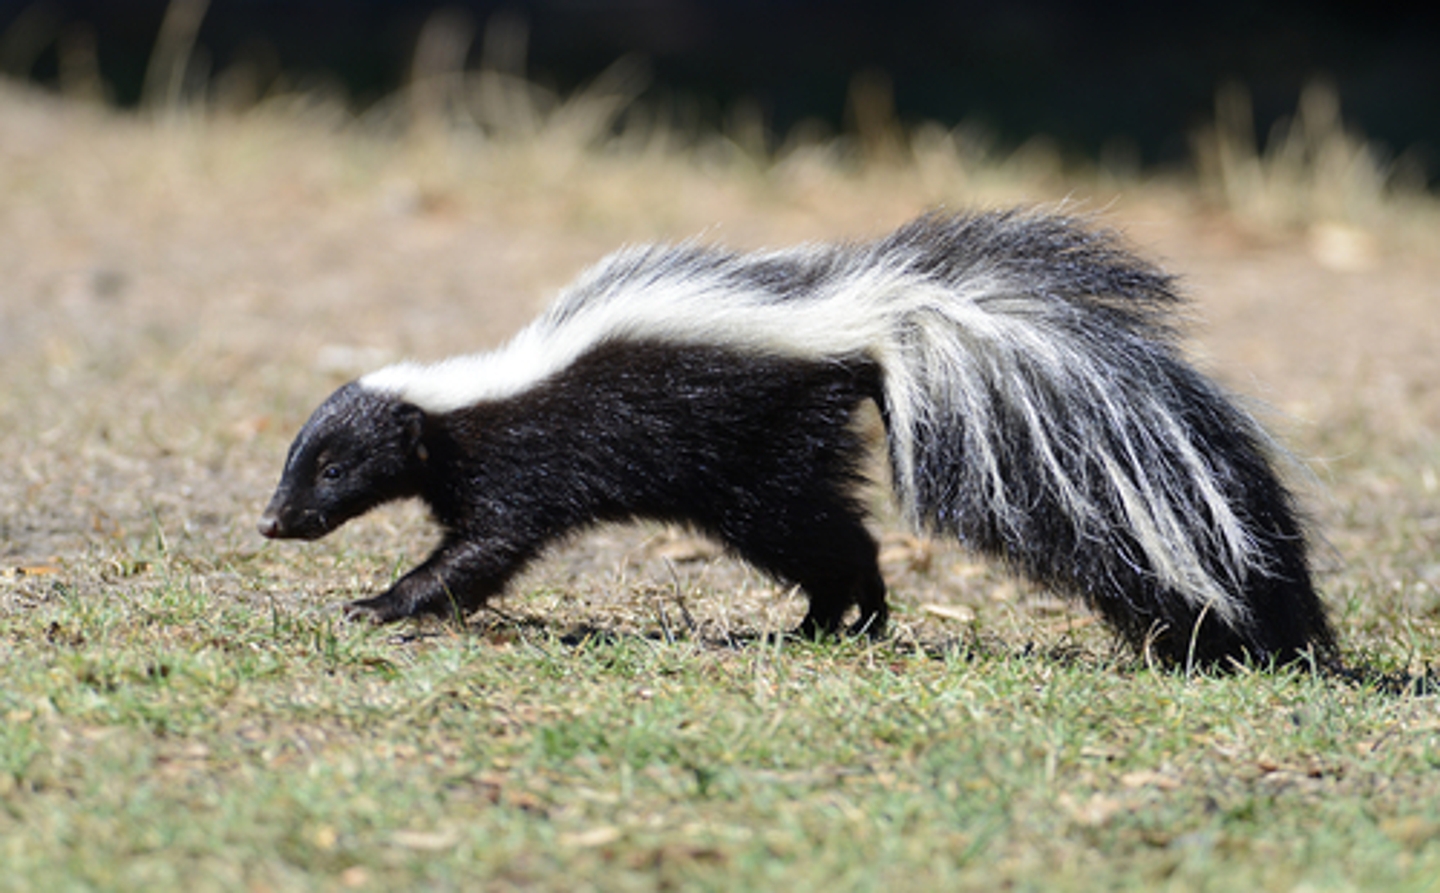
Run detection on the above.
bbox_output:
[3,562,1439,892]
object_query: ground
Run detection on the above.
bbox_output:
[1,82,1438,890]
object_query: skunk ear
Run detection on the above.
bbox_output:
[395,403,427,460]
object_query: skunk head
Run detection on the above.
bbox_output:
[258,382,427,541]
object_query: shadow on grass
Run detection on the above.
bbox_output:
[392,605,1440,696]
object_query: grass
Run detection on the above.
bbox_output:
[5,572,1440,892]
[1192,80,1391,228]
[1,64,1439,890]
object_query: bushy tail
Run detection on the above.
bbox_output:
[866,212,1335,666]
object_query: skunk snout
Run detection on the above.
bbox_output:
[256,494,330,541]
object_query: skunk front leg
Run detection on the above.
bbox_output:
[345,537,522,623]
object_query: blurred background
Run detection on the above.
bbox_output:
[1,0,1436,594]
[2,0,1436,185]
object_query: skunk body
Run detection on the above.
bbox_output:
[259,211,1336,667]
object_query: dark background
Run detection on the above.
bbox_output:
[3,0,1437,180]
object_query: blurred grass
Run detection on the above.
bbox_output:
[1192,80,1430,229]
[1,19,1439,890]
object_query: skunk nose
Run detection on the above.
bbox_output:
[257,513,282,538]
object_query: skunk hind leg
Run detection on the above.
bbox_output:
[791,560,889,641]
[723,502,888,642]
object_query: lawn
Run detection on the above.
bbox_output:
[1,77,1438,890]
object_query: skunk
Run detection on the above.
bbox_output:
[258,210,1336,668]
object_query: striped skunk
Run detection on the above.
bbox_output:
[258,210,1336,668]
